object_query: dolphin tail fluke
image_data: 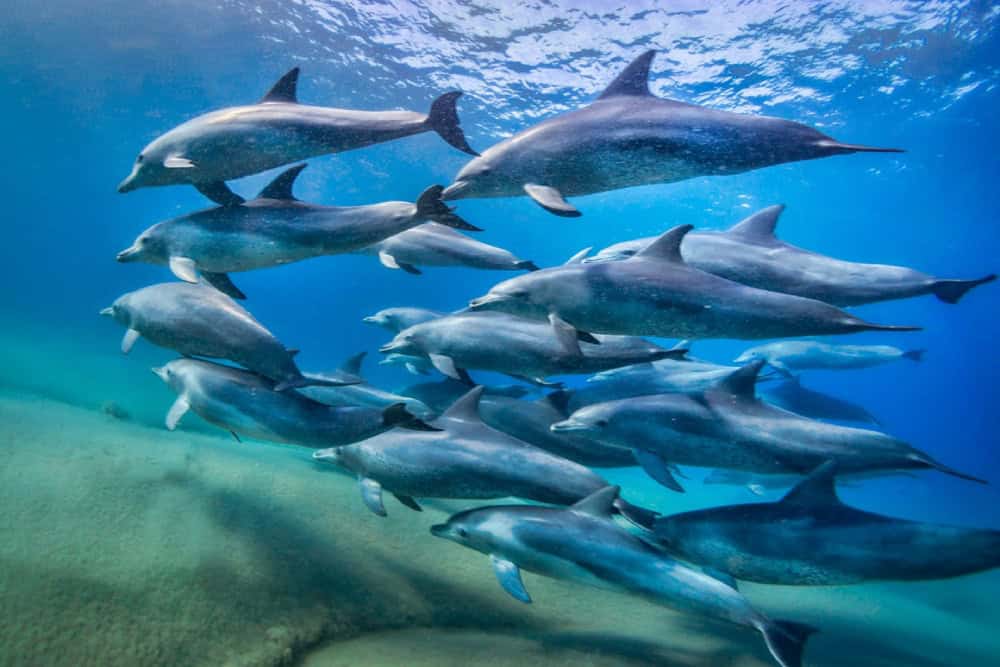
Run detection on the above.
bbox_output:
[612,498,659,531]
[817,140,904,154]
[760,620,818,667]
[931,274,996,304]
[427,91,479,155]
[415,185,483,231]
[903,349,925,362]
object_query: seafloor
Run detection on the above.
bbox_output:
[1,324,998,667]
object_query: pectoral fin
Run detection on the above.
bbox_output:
[393,494,423,512]
[169,256,199,283]
[201,272,246,300]
[523,184,581,217]
[194,181,245,207]
[121,328,141,354]
[164,154,195,169]
[165,395,190,431]
[359,477,387,516]
[378,251,401,270]
[490,554,532,603]
[406,363,428,376]
[634,449,684,492]
[398,262,422,275]
[429,353,462,380]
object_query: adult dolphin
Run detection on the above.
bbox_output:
[431,487,816,667]
[655,462,1000,585]
[359,222,538,275]
[118,67,477,204]
[400,378,531,415]
[152,358,432,445]
[116,164,478,299]
[588,205,995,306]
[469,225,920,340]
[100,281,323,391]
[312,387,656,528]
[551,361,985,490]
[735,340,923,375]
[441,50,899,216]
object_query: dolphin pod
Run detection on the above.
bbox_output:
[106,48,998,667]
[441,50,900,216]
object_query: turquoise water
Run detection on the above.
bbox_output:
[2,2,999,666]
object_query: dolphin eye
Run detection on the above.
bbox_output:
[595,419,609,427]
[457,528,468,539]
[137,154,144,163]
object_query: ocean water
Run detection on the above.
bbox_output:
[2,1,999,666]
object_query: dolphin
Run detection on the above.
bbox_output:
[297,352,436,420]
[118,67,477,204]
[379,352,435,376]
[760,377,881,426]
[100,281,326,391]
[379,310,685,385]
[701,468,915,496]
[362,307,444,333]
[735,340,924,375]
[359,222,538,275]
[551,361,985,491]
[656,462,1000,585]
[312,387,656,528]
[441,50,899,216]
[400,378,532,415]
[469,224,919,340]
[588,205,995,306]
[431,486,816,667]
[151,358,432,445]
[116,164,478,299]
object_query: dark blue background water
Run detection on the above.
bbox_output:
[3,1,997,527]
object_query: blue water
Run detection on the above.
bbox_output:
[2,1,999,665]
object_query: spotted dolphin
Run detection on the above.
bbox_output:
[588,205,994,306]
[655,462,1000,585]
[118,68,477,205]
[431,486,816,667]
[469,225,920,340]
[116,164,478,299]
[441,51,899,216]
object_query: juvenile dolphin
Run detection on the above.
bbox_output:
[469,225,919,340]
[736,340,924,375]
[761,377,881,426]
[431,487,816,667]
[118,67,477,204]
[588,205,995,306]
[379,310,684,385]
[551,361,985,490]
[400,379,532,415]
[359,222,538,275]
[379,352,434,376]
[441,50,899,216]
[362,307,444,333]
[116,165,478,299]
[100,281,322,391]
[152,358,431,445]
[297,352,436,420]
[312,387,656,528]
[656,462,1000,585]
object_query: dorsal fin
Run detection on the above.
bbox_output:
[257,164,307,200]
[781,461,840,506]
[570,485,619,518]
[726,205,785,243]
[635,224,693,263]
[598,51,655,100]
[261,67,300,103]
[442,386,485,422]
[714,360,766,398]
[340,351,366,376]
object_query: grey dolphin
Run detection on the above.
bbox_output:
[118,67,477,204]
[588,205,995,306]
[379,352,434,376]
[400,378,532,415]
[701,468,914,496]
[312,387,656,528]
[116,164,478,299]
[379,310,684,385]
[362,306,444,333]
[735,340,924,375]
[298,352,436,420]
[656,462,1000,585]
[152,358,430,445]
[551,361,985,490]
[441,50,899,216]
[359,222,538,274]
[469,224,919,339]
[101,281,325,391]
[431,486,816,667]
[761,377,881,426]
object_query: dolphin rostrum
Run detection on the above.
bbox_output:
[118,67,477,204]
[431,486,816,667]
[116,164,478,299]
[655,462,1000,585]
[441,51,900,216]
[362,307,444,333]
